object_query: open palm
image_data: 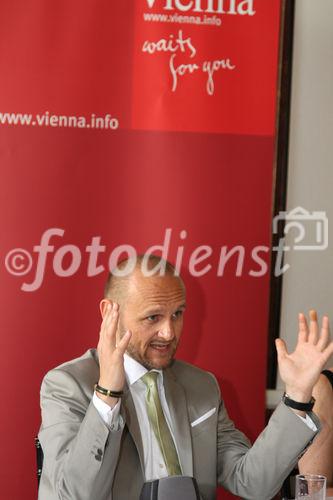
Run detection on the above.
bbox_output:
[276,311,333,401]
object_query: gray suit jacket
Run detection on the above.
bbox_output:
[38,349,319,500]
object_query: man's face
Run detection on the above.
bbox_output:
[118,271,186,370]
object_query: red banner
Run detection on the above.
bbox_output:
[0,1,281,499]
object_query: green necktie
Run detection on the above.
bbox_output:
[141,371,182,476]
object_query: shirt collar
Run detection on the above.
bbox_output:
[124,353,163,386]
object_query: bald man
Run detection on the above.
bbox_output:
[38,256,333,500]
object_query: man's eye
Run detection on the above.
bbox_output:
[172,310,183,319]
[146,315,159,322]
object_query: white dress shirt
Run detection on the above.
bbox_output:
[93,353,183,481]
[93,355,317,480]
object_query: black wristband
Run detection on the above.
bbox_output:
[94,384,123,398]
[282,392,315,412]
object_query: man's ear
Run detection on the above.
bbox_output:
[100,298,112,318]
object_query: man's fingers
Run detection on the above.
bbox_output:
[327,340,333,357]
[275,338,288,360]
[100,302,119,348]
[320,340,333,367]
[105,303,119,344]
[298,313,309,342]
[116,330,132,355]
[308,309,319,344]
[317,315,330,350]
[100,303,113,337]
[100,301,113,328]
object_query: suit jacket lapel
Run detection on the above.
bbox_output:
[163,366,194,476]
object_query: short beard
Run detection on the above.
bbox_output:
[126,342,177,371]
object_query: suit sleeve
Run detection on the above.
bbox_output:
[217,395,321,500]
[38,367,125,500]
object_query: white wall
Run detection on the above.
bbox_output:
[269,0,333,403]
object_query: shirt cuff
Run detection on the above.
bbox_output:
[92,392,123,430]
[296,413,318,432]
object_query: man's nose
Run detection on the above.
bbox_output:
[157,320,175,340]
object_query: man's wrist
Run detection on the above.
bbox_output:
[282,391,315,418]
[95,391,119,409]
[284,387,313,403]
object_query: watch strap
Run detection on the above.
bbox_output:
[282,392,315,412]
[94,383,123,398]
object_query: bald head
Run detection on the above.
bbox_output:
[104,255,184,305]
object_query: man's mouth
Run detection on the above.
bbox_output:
[149,342,172,353]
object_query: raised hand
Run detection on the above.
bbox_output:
[276,310,333,403]
[96,301,131,407]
